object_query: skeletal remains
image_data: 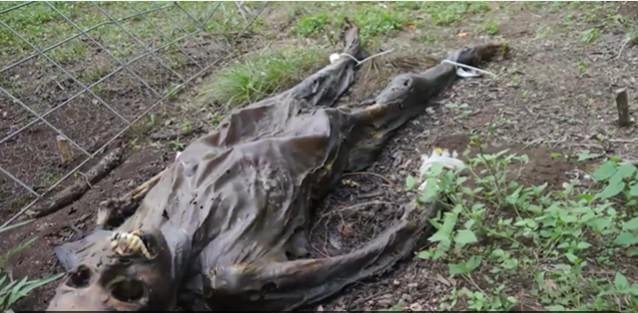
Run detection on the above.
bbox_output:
[47,21,505,310]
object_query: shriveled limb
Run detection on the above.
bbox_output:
[96,169,165,229]
[344,43,506,172]
[204,203,436,311]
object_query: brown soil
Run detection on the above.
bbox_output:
[2,2,638,311]
[0,32,228,223]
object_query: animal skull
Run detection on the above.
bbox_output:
[47,229,174,311]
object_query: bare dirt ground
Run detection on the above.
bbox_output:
[2,2,638,310]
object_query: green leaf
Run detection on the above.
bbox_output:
[429,211,458,244]
[448,255,482,276]
[587,217,612,232]
[614,232,638,246]
[614,272,629,290]
[623,217,638,231]
[629,184,638,197]
[416,250,432,260]
[576,241,591,250]
[455,229,478,247]
[577,150,602,161]
[614,163,637,180]
[418,177,441,203]
[428,162,445,177]
[597,180,625,199]
[592,161,617,181]
[545,304,566,311]
[405,175,416,190]
[564,252,579,264]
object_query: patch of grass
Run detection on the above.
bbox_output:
[622,27,638,47]
[0,2,242,67]
[534,25,553,40]
[580,27,601,44]
[421,2,490,26]
[293,12,330,37]
[351,6,408,42]
[415,33,439,44]
[481,20,499,36]
[201,46,324,107]
[0,2,75,57]
[292,4,407,43]
[129,113,159,138]
[407,145,638,311]
[48,43,88,64]
[576,59,588,75]
[77,61,112,84]
[0,221,64,313]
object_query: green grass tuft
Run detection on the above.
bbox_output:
[293,12,330,37]
[351,6,407,42]
[409,147,638,311]
[422,2,490,26]
[580,27,601,43]
[1,221,64,312]
[202,46,324,107]
[292,4,407,43]
[481,20,499,36]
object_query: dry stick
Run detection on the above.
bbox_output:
[56,135,74,164]
[27,146,124,218]
[616,88,631,127]
[609,138,638,143]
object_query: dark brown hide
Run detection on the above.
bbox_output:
[48,22,504,311]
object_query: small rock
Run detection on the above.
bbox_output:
[376,298,392,307]
[402,293,413,302]
[409,302,423,311]
[393,279,401,286]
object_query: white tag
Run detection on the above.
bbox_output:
[329,53,341,64]
[456,67,481,78]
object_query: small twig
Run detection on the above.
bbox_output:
[617,38,630,59]
[349,289,389,308]
[308,200,392,254]
[325,200,392,217]
[608,138,638,143]
[27,146,124,218]
[464,273,485,293]
[342,171,394,186]
[357,190,384,199]
[566,142,605,151]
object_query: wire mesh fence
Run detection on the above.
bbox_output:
[0,1,264,228]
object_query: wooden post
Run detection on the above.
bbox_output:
[616,88,631,127]
[56,135,74,164]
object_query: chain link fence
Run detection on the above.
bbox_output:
[0,1,264,228]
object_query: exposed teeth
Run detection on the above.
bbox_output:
[110,231,156,260]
